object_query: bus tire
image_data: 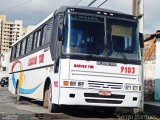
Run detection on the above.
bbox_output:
[49,103,59,113]
[48,84,59,113]
[43,86,49,108]
[16,82,22,101]
[43,83,59,112]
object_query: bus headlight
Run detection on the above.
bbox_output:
[78,82,84,87]
[125,85,131,90]
[70,81,76,86]
[133,86,138,91]
[63,80,86,88]
[125,84,141,91]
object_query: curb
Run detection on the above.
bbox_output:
[144,102,160,115]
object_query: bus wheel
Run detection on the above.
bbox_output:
[43,86,49,108]
[48,84,59,113]
[16,84,22,101]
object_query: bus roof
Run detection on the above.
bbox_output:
[12,13,53,46]
[55,6,137,19]
[13,6,137,46]
[56,6,126,15]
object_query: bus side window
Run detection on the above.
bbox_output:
[19,41,22,56]
[42,20,52,46]
[26,34,33,53]
[10,47,13,61]
[21,38,26,55]
[36,30,42,48]
[41,25,47,46]
[11,46,16,60]
[33,32,38,49]
[39,27,45,47]
[25,37,29,53]
[16,43,21,58]
[29,34,33,51]
[13,46,17,59]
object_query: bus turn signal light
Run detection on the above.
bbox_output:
[63,81,69,86]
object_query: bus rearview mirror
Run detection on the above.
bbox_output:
[139,33,144,48]
[58,24,63,41]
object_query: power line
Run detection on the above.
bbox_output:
[74,0,82,6]
[88,0,97,6]
[98,0,108,7]
[0,0,32,13]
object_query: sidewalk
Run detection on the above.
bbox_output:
[144,101,160,114]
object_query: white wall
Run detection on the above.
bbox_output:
[144,60,155,80]
[0,51,11,79]
[155,38,160,79]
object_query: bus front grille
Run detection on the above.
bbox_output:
[88,81,123,90]
[85,99,123,104]
[84,93,125,99]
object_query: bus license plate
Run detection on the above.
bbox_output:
[98,91,111,96]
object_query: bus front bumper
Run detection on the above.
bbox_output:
[58,87,141,108]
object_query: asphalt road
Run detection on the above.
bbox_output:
[0,87,132,120]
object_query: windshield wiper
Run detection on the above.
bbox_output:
[84,54,95,60]
[116,51,128,64]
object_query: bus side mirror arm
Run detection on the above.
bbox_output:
[57,13,64,41]
[54,57,60,73]
[58,26,63,41]
[139,33,144,48]
[54,41,62,73]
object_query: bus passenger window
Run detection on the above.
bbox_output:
[21,39,26,55]
[26,34,33,53]
[36,30,42,48]
[11,46,16,60]
[39,29,43,47]
[16,43,20,58]
[42,21,52,45]
[42,25,47,46]
[29,34,33,50]
[33,32,38,49]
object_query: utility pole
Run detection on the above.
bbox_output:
[132,0,144,34]
[0,20,3,69]
[132,0,144,112]
[0,20,3,55]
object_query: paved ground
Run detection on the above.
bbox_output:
[0,86,156,120]
[0,87,122,120]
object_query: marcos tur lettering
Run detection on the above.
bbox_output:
[28,54,44,66]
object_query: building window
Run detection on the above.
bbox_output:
[3,67,6,71]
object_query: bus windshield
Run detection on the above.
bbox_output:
[63,14,140,61]
[106,19,140,60]
[63,14,105,55]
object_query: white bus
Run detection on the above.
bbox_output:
[9,6,144,113]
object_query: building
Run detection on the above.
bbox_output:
[143,32,160,80]
[0,51,10,79]
[22,25,35,36]
[0,15,35,83]
[0,15,23,54]
[143,31,160,101]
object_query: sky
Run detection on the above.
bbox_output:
[0,0,159,34]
